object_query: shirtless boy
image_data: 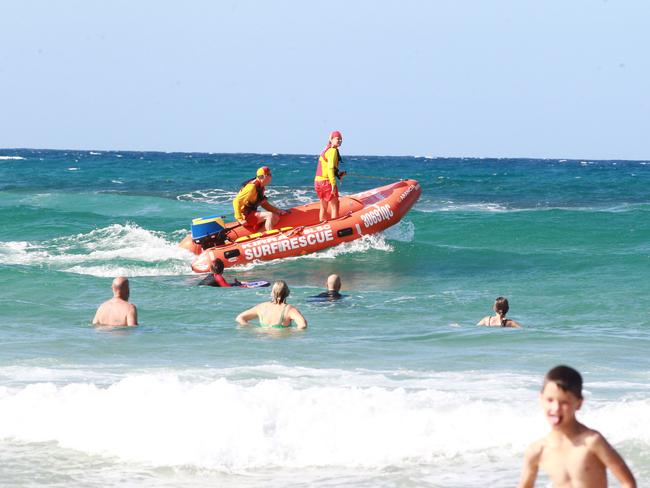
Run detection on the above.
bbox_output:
[517,365,636,488]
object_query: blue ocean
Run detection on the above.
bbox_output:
[0,149,648,487]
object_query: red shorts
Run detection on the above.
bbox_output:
[243,212,261,230]
[315,180,338,202]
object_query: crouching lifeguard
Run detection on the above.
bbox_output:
[233,166,288,231]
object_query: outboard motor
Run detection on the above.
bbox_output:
[191,215,228,249]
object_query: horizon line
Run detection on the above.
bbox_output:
[1,147,648,163]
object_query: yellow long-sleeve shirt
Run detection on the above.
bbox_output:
[314,147,339,187]
[233,181,266,221]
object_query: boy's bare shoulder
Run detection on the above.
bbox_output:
[524,437,546,463]
[580,427,608,449]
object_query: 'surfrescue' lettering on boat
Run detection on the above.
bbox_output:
[243,228,335,260]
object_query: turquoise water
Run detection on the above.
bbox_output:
[0,150,649,487]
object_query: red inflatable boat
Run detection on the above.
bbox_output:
[179,179,421,272]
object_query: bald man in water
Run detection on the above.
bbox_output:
[92,277,138,326]
[310,274,343,301]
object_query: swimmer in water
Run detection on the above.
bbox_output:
[236,280,307,329]
[198,259,240,287]
[92,277,138,327]
[477,296,522,328]
[309,274,344,301]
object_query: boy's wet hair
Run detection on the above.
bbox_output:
[543,365,583,399]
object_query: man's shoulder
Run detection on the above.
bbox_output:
[97,299,113,310]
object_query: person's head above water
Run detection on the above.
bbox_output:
[111,276,130,300]
[493,296,510,324]
[271,280,290,304]
[327,274,341,292]
[210,258,225,275]
[494,296,509,315]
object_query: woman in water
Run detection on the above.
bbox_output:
[236,280,307,329]
[478,296,522,328]
[314,130,346,222]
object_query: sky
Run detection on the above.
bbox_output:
[1,0,649,159]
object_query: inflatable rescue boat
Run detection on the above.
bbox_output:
[179,179,421,272]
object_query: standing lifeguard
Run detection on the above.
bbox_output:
[233,166,287,231]
[314,130,347,222]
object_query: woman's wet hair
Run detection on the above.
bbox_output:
[210,259,224,274]
[543,365,583,399]
[271,280,290,304]
[494,296,510,326]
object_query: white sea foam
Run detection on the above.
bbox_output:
[0,223,194,277]
[0,156,25,160]
[0,367,645,471]
[67,167,79,171]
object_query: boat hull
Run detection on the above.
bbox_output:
[181,179,421,272]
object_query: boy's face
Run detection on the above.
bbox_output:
[539,381,583,429]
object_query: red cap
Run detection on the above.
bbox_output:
[256,166,271,176]
[330,130,342,139]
